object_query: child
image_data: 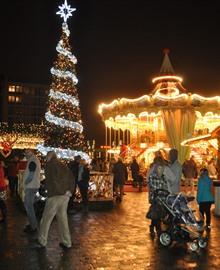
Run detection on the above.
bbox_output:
[197,168,214,230]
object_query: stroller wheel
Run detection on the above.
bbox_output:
[198,238,207,249]
[189,241,199,251]
[159,232,172,247]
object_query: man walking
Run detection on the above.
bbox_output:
[23,149,41,233]
[34,151,74,249]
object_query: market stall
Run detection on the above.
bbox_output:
[18,170,113,203]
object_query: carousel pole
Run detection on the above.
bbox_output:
[109,127,112,148]
[105,125,108,160]
[217,133,220,180]
[118,129,120,146]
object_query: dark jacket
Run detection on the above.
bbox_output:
[78,166,90,188]
[45,158,75,197]
[69,160,79,183]
[112,161,128,185]
[130,160,139,179]
[182,159,197,178]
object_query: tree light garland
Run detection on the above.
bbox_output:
[50,67,78,85]
[56,40,77,64]
[45,111,83,133]
[37,144,90,162]
[49,89,79,106]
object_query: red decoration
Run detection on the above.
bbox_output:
[0,135,18,158]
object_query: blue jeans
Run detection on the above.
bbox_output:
[24,188,38,230]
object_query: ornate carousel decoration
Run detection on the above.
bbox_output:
[98,49,220,164]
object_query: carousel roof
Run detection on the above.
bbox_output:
[181,125,220,147]
[98,50,220,120]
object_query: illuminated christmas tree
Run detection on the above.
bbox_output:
[38,0,89,161]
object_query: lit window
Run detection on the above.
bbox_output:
[8,85,16,92]
[15,96,22,103]
[16,86,23,93]
[8,96,15,102]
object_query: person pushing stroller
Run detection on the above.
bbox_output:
[146,157,175,237]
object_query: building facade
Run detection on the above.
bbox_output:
[0,75,48,124]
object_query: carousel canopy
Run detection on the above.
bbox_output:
[98,50,220,120]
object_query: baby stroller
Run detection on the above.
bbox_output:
[154,189,207,251]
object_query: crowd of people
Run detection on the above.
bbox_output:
[146,149,215,237]
[0,149,91,249]
[0,148,218,248]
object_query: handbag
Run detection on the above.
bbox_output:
[146,202,160,219]
[146,202,166,220]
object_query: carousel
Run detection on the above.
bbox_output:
[98,50,220,164]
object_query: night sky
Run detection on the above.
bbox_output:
[1,0,220,145]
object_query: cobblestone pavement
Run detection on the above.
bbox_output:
[0,192,220,270]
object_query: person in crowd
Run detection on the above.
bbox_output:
[34,151,74,249]
[207,158,217,179]
[69,155,81,188]
[18,154,27,170]
[169,149,182,194]
[147,155,176,193]
[154,150,169,165]
[147,160,171,237]
[112,157,128,202]
[23,149,41,233]
[182,156,197,195]
[78,159,90,212]
[68,155,81,211]
[130,157,140,188]
[108,157,116,174]
[197,168,214,230]
[7,156,19,196]
[0,160,7,223]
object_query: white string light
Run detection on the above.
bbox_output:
[50,67,78,85]
[45,111,83,133]
[56,40,77,64]
[49,89,79,106]
[37,144,90,162]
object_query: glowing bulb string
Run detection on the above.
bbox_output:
[49,89,79,106]
[50,67,78,85]
[37,144,90,162]
[45,111,83,133]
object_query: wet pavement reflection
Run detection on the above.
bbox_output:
[0,192,220,270]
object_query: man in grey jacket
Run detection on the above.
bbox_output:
[23,149,41,233]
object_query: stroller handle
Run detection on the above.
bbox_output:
[153,188,170,196]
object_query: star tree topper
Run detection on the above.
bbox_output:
[56,0,76,23]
